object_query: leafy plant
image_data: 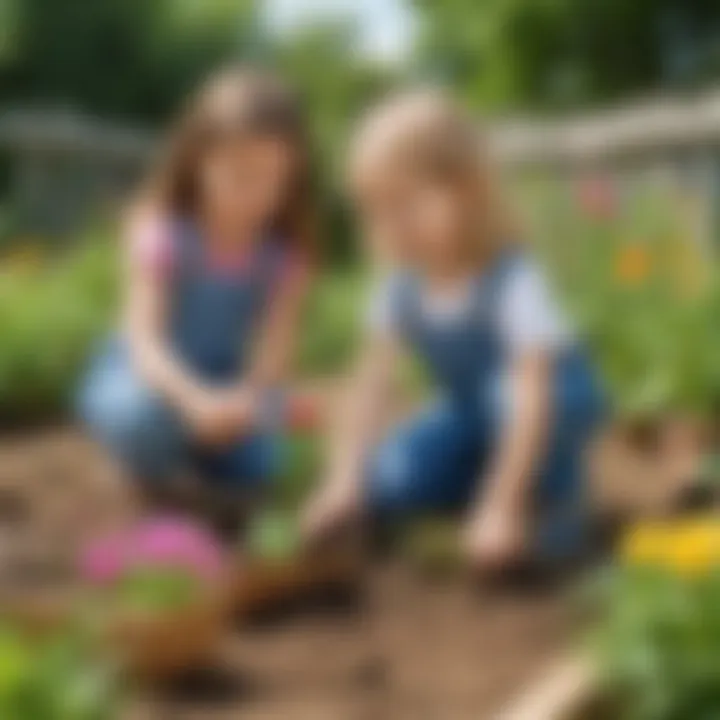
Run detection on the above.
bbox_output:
[274,433,323,510]
[597,518,720,719]
[0,237,118,425]
[247,509,301,563]
[526,173,720,423]
[298,270,366,376]
[0,625,119,720]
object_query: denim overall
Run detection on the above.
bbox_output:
[78,220,282,486]
[367,253,605,558]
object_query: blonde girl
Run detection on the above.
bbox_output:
[304,90,604,568]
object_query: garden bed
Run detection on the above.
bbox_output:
[0,428,688,719]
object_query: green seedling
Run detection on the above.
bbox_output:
[247,510,301,564]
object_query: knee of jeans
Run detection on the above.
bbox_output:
[212,435,279,486]
[367,440,415,512]
[80,373,173,452]
[484,371,603,442]
[248,436,280,483]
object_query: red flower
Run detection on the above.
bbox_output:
[577,175,617,221]
[286,392,323,433]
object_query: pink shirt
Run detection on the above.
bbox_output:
[128,216,308,290]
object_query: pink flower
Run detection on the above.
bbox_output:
[81,517,226,587]
[133,517,224,580]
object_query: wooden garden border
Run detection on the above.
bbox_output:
[496,654,597,720]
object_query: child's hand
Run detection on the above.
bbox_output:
[463,500,527,570]
[186,389,256,447]
[302,481,360,545]
[225,385,258,435]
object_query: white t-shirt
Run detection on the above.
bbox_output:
[366,259,573,356]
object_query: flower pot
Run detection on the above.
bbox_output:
[105,584,231,681]
[79,516,232,680]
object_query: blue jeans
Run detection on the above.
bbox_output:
[78,347,277,486]
[367,374,602,558]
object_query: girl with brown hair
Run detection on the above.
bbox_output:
[79,66,315,502]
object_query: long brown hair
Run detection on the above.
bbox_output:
[136,65,316,257]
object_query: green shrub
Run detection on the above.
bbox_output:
[298,269,366,375]
[0,239,118,425]
[597,519,720,719]
[526,175,720,422]
[598,565,720,719]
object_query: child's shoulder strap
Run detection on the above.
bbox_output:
[255,236,287,284]
[167,217,203,282]
[481,249,527,309]
[391,270,422,337]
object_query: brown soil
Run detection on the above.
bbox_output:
[0,428,687,719]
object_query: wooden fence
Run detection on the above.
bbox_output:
[2,91,720,240]
[0,109,154,238]
[492,90,720,254]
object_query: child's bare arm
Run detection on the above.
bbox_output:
[124,229,242,445]
[331,335,398,488]
[124,247,204,413]
[246,260,312,392]
[303,334,399,540]
[466,352,551,565]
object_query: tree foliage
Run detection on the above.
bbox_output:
[411,0,720,112]
[0,0,257,121]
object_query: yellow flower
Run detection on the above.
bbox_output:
[621,517,720,577]
[615,244,651,287]
[667,519,720,577]
[621,521,671,567]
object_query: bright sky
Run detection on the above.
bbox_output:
[263,0,415,62]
